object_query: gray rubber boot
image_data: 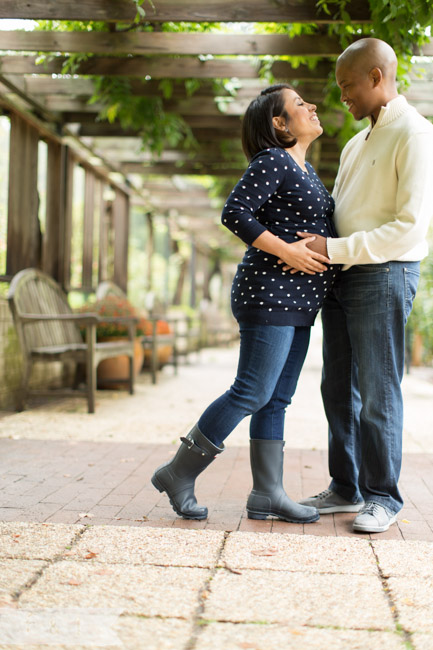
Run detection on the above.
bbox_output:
[151,424,224,520]
[246,439,320,523]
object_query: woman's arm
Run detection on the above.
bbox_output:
[222,150,329,274]
[252,230,330,275]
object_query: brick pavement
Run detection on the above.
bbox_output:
[1,437,432,541]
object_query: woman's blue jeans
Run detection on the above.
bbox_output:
[321,261,420,515]
[198,322,311,447]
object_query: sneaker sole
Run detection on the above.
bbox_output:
[299,502,365,514]
[353,514,397,533]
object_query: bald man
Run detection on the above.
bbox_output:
[298,38,433,532]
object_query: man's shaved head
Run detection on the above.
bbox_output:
[335,38,398,122]
[337,38,397,83]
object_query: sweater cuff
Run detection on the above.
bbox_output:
[327,237,350,263]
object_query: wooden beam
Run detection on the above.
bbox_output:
[0,0,371,23]
[124,162,245,176]
[44,95,240,116]
[272,60,332,81]
[0,73,59,123]
[46,94,328,116]
[24,78,327,113]
[0,31,344,57]
[73,122,245,139]
[414,42,433,56]
[0,86,129,194]
[24,77,97,97]
[0,55,261,79]
[1,55,333,81]
[75,124,144,137]
[91,147,244,165]
[27,77,326,100]
[63,111,242,130]
[25,77,216,98]
[150,195,218,209]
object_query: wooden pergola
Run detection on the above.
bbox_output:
[1,0,432,296]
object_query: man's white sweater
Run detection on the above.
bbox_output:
[328,95,433,269]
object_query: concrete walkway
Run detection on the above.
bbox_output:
[0,324,433,649]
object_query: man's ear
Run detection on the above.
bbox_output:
[370,67,383,88]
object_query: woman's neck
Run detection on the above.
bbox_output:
[286,142,309,171]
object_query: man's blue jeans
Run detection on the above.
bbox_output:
[198,322,311,447]
[321,261,420,514]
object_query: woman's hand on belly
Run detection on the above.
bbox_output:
[252,230,330,276]
[278,232,329,273]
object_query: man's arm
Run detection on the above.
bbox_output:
[326,131,433,265]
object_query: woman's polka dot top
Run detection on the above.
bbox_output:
[221,147,339,326]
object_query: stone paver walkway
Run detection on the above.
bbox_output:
[0,439,432,542]
[1,521,433,649]
[0,324,433,648]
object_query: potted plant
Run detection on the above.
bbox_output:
[139,316,174,369]
[80,295,145,387]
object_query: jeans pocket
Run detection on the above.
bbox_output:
[404,267,420,322]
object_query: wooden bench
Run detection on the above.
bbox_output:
[199,301,239,348]
[96,281,178,384]
[8,269,136,414]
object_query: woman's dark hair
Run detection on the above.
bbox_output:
[241,83,297,161]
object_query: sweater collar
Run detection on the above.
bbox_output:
[374,95,409,128]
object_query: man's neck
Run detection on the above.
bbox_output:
[371,91,399,124]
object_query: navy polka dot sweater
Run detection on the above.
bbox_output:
[221,147,339,326]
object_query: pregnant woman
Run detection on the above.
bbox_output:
[152,84,339,524]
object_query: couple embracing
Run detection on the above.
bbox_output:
[152,38,433,535]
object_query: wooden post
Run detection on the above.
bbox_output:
[62,149,74,291]
[6,113,40,275]
[98,181,109,284]
[43,140,66,282]
[189,236,197,308]
[113,189,129,292]
[146,212,154,294]
[82,169,95,291]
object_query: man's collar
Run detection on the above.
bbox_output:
[374,95,409,128]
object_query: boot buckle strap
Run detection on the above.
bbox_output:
[180,436,208,456]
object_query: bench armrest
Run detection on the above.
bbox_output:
[20,313,99,325]
[97,316,138,325]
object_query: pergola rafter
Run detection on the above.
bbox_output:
[3,30,432,57]
[0,55,334,80]
[0,31,346,56]
[0,0,371,23]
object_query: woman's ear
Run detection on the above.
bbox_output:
[272,115,286,131]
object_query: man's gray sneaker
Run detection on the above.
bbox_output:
[353,501,397,533]
[299,488,364,514]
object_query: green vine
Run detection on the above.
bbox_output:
[35,16,237,156]
[317,0,433,60]
[90,77,195,155]
[132,0,156,23]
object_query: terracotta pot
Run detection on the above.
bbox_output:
[142,344,173,369]
[97,337,144,389]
